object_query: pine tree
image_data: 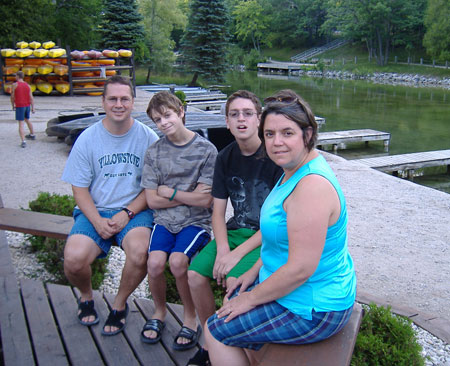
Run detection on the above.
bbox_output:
[180,0,230,85]
[99,0,145,50]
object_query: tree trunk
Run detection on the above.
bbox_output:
[189,71,199,87]
[146,67,151,84]
[376,28,384,66]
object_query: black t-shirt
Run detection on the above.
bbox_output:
[212,141,283,231]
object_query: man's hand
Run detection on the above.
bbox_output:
[93,217,118,239]
[109,210,130,233]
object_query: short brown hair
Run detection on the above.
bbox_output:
[146,91,185,125]
[103,76,134,98]
[225,90,262,116]
[259,89,318,151]
[16,71,24,79]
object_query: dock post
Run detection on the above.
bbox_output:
[383,139,390,152]
[407,170,415,180]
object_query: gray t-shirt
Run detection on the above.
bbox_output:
[141,133,218,234]
[62,119,159,210]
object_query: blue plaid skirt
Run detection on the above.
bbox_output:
[207,280,353,350]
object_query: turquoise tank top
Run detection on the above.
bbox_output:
[259,154,356,320]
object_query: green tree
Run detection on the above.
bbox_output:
[180,0,230,85]
[53,0,103,50]
[99,0,145,51]
[323,0,425,66]
[423,0,450,62]
[138,0,187,74]
[232,0,273,52]
[0,0,55,47]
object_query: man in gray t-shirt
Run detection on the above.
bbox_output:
[62,76,158,336]
[140,91,217,351]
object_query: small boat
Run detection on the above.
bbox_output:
[87,50,102,59]
[48,48,66,58]
[29,41,41,49]
[1,48,16,57]
[16,48,33,58]
[33,49,49,58]
[38,64,53,75]
[16,41,29,49]
[54,64,68,76]
[3,65,20,75]
[118,49,132,57]
[55,82,70,94]
[102,49,119,58]
[37,82,53,94]
[22,65,37,76]
[29,83,36,93]
[42,41,56,49]
[97,58,115,65]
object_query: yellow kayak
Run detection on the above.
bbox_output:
[55,82,70,94]
[16,41,29,49]
[48,48,66,58]
[4,82,14,94]
[37,82,53,94]
[1,48,16,57]
[38,64,53,75]
[53,64,68,76]
[42,41,56,49]
[118,49,132,57]
[22,65,37,76]
[102,49,119,58]
[33,49,49,58]
[29,83,36,93]
[29,41,41,49]
[3,65,20,75]
[16,48,33,58]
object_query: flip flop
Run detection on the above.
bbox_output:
[101,303,129,336]
[173,325,201,351]
[141,318,166,344]
[77,298,99,326]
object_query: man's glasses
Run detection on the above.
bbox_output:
[228,110,257,119]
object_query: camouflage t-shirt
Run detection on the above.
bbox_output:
[141,133,218,234]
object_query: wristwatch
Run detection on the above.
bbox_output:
[122,208,135,219]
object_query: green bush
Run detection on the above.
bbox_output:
[351,303,424,366]
[27,192,108,289]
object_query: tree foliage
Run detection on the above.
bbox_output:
[99,0,145,51]
[423,0,450,61]
[323,0,426,66]
[180,0,230,85]
[138,0,187,71]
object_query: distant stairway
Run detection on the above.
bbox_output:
[291,39,349,62]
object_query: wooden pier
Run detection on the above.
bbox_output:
[356,149,450,179]
[257,60,313,75]
[317,129,391,152]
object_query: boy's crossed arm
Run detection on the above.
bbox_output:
[145,183,212,210]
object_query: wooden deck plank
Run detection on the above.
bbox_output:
[20,279,68,366]
[0,230,35,366]
[317,129,390,150]
[103,293,174,366]
[356,149,450,172]
[46,283,105,366]
[0,208,72,239]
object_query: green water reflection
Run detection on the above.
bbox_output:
[223,71,450,193]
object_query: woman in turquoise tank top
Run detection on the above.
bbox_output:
[204,90,356,366]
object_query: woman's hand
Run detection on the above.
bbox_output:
[216,291,255,323]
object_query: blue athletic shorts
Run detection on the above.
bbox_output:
[16,106,30,121]
[149,224,210,259]
[207,280,354,350]
[69,208,154,258]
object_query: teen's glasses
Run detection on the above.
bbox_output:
[228,110,257,119]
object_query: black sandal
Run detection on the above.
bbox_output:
[77,298,99,326]
[101,303,129,336]
[141,319,166,344]
[173,325,201,351]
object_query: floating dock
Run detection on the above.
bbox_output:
[317,129,391,152]
[356,149,450,179]
[257,60,314,74]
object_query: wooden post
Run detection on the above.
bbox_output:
[420,58,423,65]
[394,56,397,63]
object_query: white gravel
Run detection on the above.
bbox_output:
[1,91,449,364]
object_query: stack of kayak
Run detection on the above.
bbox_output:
[1,41,133,96]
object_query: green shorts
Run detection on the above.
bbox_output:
[189,228,261,279]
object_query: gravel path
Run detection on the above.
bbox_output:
[1,92,449,364]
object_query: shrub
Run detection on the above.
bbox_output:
[27,192,108,289]
[351,303,424,366]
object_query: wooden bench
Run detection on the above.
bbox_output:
[0,194,364,365]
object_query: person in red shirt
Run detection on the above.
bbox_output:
[11,71,35,148]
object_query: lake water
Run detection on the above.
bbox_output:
[223,71,450,193]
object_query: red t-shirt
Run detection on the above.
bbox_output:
[14,81,31,108]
